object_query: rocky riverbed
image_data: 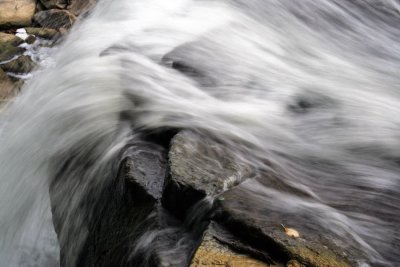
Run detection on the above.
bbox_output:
[0,0,95,106]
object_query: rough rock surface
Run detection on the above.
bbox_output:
[33,9,76,30]
[213,178,354,267]
[1,55,36,73]
[51,141,169,266]
[0,0,36,29]
[190,224,273,267]
[162,130,254,218]
[120,141,168,200]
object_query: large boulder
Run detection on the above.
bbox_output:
[0,0,36,29]
[0,55,36,74]
[33,9,76,30]
[39,0,68,9]
[162,130,255,218]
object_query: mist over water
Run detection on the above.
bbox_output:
[0,0,400,266]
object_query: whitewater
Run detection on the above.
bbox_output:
[0,0,400,266]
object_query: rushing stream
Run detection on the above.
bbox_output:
[1,0,400,266]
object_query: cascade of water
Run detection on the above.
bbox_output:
[0,0,399,266]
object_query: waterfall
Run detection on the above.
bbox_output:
[0,0,399,266]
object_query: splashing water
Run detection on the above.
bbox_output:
[1,0,400,266]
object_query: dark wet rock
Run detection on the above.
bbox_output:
[67,0,97,16]
[190,222,273,267]
[0,68,18,100]
[0,0,36,29]
[25,34,36,44]
[33,9,76,30]
[1,55,36,74]
[162,130,255,219]
[35,1,46,12]
[120,141,168,201]
[0,42,24,62]
[213,178,354,267]
[51,141,169,266]
[77,141,211,267]
[25,27,59,40]
[39,0,68,9]
[0,32,24,46]
[48,130,364,266]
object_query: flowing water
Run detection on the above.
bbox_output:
[1,0,400,266]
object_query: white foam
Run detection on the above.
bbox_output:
[15,28,28,41]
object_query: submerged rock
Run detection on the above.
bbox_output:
[162,130,255,218]
[33,9,76,30]
[0,0,36,29]
[0,68,18,100]
[1,55,36,74]
[67,0,97,16]
[51,141,169,266]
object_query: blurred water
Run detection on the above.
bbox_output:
[0,0,400,266]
